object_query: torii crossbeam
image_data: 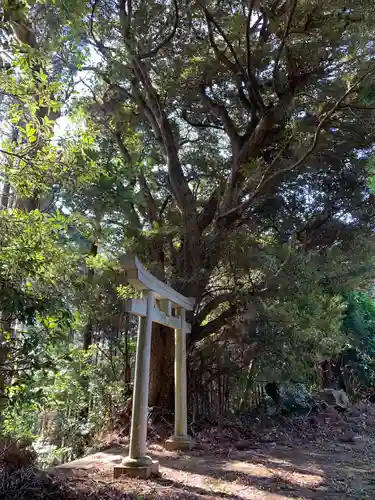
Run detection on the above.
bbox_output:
[114,255,195,479]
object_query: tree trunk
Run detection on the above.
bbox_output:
[0,182,11,209]
[239,358,258,411]
[83,241,98,351]
[148,323,175,411]
[80,241,98,420]
[0,314,12,434]
[83,322,94,351]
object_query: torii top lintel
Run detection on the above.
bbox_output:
[121,254,195,311]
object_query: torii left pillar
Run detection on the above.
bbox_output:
[114,290,159,478]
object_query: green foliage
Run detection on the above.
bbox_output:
[340,291,375,388]
[0,209,78,321]
[3,0,375,463]
[343,291,375,349]
[4,331,136,464]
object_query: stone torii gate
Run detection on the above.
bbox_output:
[114,256,195,479]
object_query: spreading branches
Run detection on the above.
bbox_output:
[203,7,244,75]
[113,128,132,164]
[273,0,298,95]
[119,0,132,41]
[245,0,265,113]
[139,0,179,60]
[90,0,110,55]
[200,84,241,153]
[114,12,196,219]
[219,65,375,221]
[113,125,159,224]
[203,4,264,116]
[262,65,375,188]
[195,292,237,327]
[194,284,281,341]
[138,171,159,223]
[193,302,240,342]
[0,149,27,161]
[181,109,225,131]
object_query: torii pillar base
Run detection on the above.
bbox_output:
[165,435,195,452]
[113,456,159,479]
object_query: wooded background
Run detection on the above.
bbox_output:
[2,0,375,465]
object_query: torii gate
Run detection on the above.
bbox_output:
[114,255,195,479]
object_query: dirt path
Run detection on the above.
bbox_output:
[57,438,375,499]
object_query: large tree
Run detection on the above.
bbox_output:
[3,0,375,407]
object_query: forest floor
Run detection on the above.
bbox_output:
[56,437,375,499]
[4,402,375,499]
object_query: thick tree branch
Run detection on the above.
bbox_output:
[90,0,111,55]
[113,127,159,224]
[245,0,265,113]
[239,95,293,162]
[226,93,293,196]
[203,8,244,75]
[246,0,255,79]
[160,195,171,218]
[197,184,225,232]
[196,292,237,327]
[138,171,159,223]
[125,52,197,217]
[273,0,298,95]
[130,82,167,153]
[237,84,255,115]
[193,303,240,342]
[128,202,142,229]
[113,129,132,164]
[194,286,280,341]
[200,84,241,154]
[139,0,179,60]
[181,109,225,131]
[119,0,132,40]
[204,6,263,116]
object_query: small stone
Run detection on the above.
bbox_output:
[347,408,362,418]
[277,435,293,446]
[259,435,275,443]
[193,442,208,451]
[218,439,231,448]
[338,421,350,431]
[356,403,369,413]
[339,431,361,443]
[309,415,319,425]
[318,389,350,411]
[234,440,252,450]
[324,407,339,420]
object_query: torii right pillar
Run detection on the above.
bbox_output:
[165,307,195,451]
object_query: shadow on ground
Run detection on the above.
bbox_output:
[57,439,375,499]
